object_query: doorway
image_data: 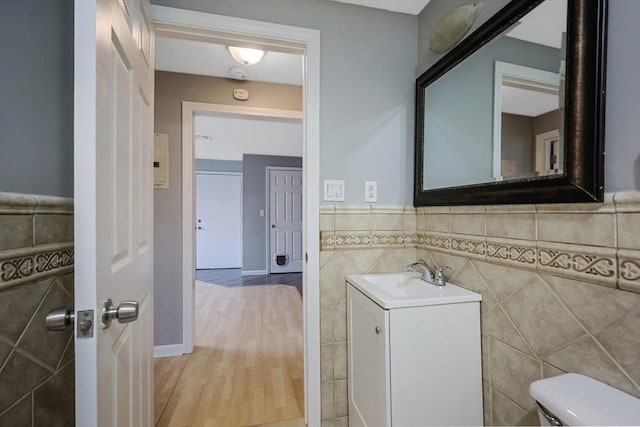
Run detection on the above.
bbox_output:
[151,6,320,425]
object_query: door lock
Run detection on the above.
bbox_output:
[46,308,94,338]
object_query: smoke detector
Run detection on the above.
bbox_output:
[228,67,248,80]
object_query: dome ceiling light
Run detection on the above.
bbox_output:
[227,46,266,65]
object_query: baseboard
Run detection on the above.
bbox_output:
[153,344,183,359]
[241,270,268,276]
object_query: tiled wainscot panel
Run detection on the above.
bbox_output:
[0,193,75,426]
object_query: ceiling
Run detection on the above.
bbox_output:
[329,0,431,15]
[155,37,303,86]
[155,0,432,84]
[505,0,566,49]
[155,0,566,87]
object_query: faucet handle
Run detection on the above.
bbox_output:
[434,266,450,286]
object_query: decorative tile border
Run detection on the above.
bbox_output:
[419,232,450,252]
[486,237,537,269]
[536,242,617,287]
[404,233,417,246]
[371,232,404,248]
[318,192,640,293]
[334,232,371,249]
[0,243,74,290]
[320,231,335,251]
[450,233,486,260]
[618,249,640,293]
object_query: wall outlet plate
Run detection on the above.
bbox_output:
[324,179,345,202]
[365,181,377,202]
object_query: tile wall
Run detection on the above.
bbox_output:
[0,192,74,426]
[319,191,640,426]
[319,204,418,426]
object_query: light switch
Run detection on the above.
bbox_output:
[324,180,345,202]
[259,209,265,217]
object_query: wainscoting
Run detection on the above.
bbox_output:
[0,192,74,426]
[319,193,640,426]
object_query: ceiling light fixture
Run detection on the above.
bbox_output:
[429,2,483,54]
[227,46,265,65]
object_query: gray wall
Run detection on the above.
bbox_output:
[423,36,559,189]
[154,71,303,346]
[501,113,534,176]
[0,0,74,197]
[605,0,640,191]
[151,0,418,204]
[533,109,561,136]
[501,110,562,178]
[242,154,302,271]
[195,159,243,173]
[418,0,640,192]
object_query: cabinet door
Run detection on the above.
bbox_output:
[347,285,390,427]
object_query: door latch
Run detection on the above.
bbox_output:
[77,310,94,338]
[45,308,94,338]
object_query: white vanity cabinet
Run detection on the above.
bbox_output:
[346,277,483,427]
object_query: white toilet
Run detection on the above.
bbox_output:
[529,373,640,426]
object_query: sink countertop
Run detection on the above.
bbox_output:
[346,272,482,309]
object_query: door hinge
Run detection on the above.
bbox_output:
[305,252,308,263]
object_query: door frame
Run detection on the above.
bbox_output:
[195,171,243,270]
[266,166,303,274]
[152,7,321,424]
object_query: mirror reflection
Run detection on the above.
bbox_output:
[422,0,567,190]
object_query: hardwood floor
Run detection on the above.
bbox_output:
[154,281,304,426]
[196,268,303,296]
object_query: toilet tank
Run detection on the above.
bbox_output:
[529,373,640,426]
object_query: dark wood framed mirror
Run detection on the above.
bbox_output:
[414,0,607,206]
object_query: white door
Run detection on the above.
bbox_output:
[74,0,154,425]
[196,173,243,269]
[269,168,303,273]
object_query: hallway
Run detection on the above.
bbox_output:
[196,268,303,296]
[154,281,304,426]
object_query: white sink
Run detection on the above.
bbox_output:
[346,272,482,309]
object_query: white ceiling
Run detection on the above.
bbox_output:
[502,86,559,117]
[505,0,567,49]
[329,0,431,15]
[155,0,433,84]
[155,37,303,86]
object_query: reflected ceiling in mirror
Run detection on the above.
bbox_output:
[414,0,606,206]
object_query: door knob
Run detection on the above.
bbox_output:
[46,307,75,331]
[271,224,276,228]
[101,299,139,328]
[197,226,203,230]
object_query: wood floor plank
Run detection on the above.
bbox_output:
[154,281,304,426]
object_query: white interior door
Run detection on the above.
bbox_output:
[74,0,154,425]
[269,168,303,273]
[196,173,242,269]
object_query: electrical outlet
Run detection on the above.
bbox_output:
[365,181,377,202]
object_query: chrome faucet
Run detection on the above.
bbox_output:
[405,259,450,286]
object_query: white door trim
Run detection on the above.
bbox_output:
[152,7,321,425]
[266,166,303,274]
